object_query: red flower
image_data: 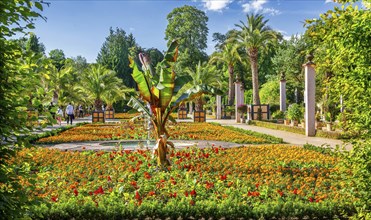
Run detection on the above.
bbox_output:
[148,191,156,196]
[184,191,189,197]
[170,192,177,198]
[170,177,177,185]
[220,174,227,181]
[277,189,284,197]
[255,183,260,189]
[131,181,138,189]
[309,197,314,202]
[73,189,78,196]
[248,191,260,197]
[190,200,195,206]
[190,189,197,197]
[93,186,104,195]
[293,188,298,195]
[135,191,141,201]
[107,176,112,182]
[144,172,151,179]
[205,181,214,189]
[51,196,58,202]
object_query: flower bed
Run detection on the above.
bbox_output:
[36,122,282,144]
[114,112,140,119]
[11,145,355,219]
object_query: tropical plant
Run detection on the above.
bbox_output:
[77,64,126,111]
[183,61,222,111]
[235,13,279,105]
[128,41,221,167]
[210,43,241,105]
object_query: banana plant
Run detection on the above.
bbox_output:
[129,40,221,168]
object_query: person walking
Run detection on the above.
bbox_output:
[78,104,83,118]
[65,103,74,125]
[56,106,63,126]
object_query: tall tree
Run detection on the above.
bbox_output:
[49,49,66,71]
[235,13,279,105]
[97,27,136,88]
[165,5,209,72]
[271,35,306,104]
[26,32,45,54]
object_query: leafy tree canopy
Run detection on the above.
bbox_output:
[97,27,137,88]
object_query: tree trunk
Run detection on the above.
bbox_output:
[94,99,103,111]
[195,97,203,111]
[249,48,260,105]
[228,64,235,106]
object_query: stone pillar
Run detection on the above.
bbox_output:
[303,54,316,136]
[235,81,242,123]
[280,79,286,112]
[189,101,193,114]
[216,95,222,120]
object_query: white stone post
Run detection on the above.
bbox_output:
[304,54,316,136]
[189,101,193,114]
[280,79,286,112]
[235,81,242,123]
[216,95,222,120]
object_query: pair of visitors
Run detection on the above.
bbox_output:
[56,106,63,126]
[65,103,74,125]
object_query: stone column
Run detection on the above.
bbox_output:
[189,101,193,114]
[280,79,286,112]
[216,95,222,120]
[235,81,242,123]
[303,54,316,136]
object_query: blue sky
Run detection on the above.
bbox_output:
[31,0,341,63]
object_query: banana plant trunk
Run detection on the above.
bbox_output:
[152,108,173,168]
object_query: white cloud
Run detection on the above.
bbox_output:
[129,27,135,32]
[202,0,233,12]
[242,0,281,16]
[324,0,333,4]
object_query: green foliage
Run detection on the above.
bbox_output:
[305,3,371,138]
[165,5,209,73]
[49,49,66,71]
[259,79,280,105]
[77,64,128,111]
[271,110,285,120]
[286,103,303,121]
[97,27,137,88]
[0,0,46,217]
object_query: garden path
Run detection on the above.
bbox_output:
[207,119,352,151]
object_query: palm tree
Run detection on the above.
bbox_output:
[210,43,241,105]
[235,13,278,104]
[183,61,222,111]
[77,64,125,112]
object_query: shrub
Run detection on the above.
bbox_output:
[286,104,303,122]
[272,110,285,119]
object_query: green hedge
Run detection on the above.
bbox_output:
[250,120,346,139]
[29,196,354,219]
